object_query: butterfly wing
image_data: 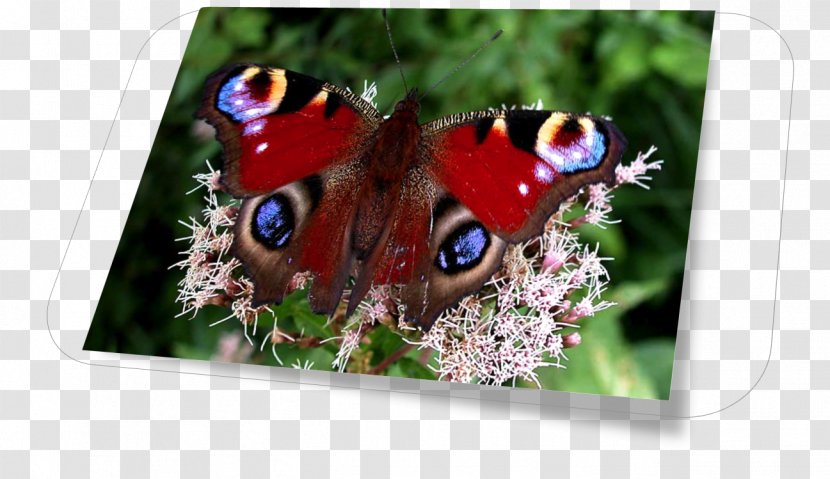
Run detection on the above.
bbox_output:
[389,109,627,329]
[198,64,381,314]
[198,64,382,197]
[422,110,627,242]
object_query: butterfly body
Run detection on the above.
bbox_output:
[352,91,422,258]
[198,64,627,330]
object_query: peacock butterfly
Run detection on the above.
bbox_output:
[196,20,627,331]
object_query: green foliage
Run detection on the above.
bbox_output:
[84,8,713,399]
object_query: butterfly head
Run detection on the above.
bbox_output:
[393,89,421,117]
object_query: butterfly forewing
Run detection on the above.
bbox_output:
[198,64,381,197]
[422,109,627,242]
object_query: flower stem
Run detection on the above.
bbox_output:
[368,343,416,375]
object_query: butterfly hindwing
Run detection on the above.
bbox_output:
[402,197,508,329]
[422,110,627,242]
[233,165,363,315]
[198,63,381,197]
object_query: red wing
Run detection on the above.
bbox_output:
[422,110,627,242]
[197,64,381,197]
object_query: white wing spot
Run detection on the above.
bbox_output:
[534,164,554,184]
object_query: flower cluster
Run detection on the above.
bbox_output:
[172,163,274,353]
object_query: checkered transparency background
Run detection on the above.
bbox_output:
[0,0,825,477]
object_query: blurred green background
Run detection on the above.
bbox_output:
[84,8,714,399]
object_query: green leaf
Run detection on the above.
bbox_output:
[576,221,626,260]
[632,339,677,397]
[223,9,270,48]
[388,357,435,380]
[367,327,407,362]
[172,342,213,361]
[650,36,710,88]
[536,310,659,398]
[269,343,336,371]
[596,30,651,90]
[609,279,669,313]
[268,289,332,335]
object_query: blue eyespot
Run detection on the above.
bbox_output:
[251,194,294,249]
[435,222,490,274]
[557,129,606,173]
[217,70,272,123]
[536,125,608,174]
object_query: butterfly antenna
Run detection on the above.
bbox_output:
[383,9,409,92]
[419,29,503,101]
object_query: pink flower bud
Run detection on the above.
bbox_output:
[542,252,565,272]
[209,171,223,191]
[563,332,581,348]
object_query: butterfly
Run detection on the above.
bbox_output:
[197,59,626,331]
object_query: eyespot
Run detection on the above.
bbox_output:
[435,222,490,275]
[251,194,294,249]
[217,67,285,122]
